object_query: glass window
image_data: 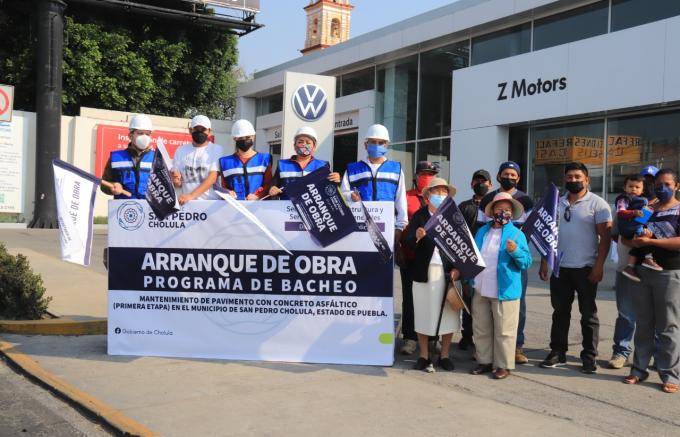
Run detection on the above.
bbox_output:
[333,132,358,175]
[606,110,680,202]
[508,127,529,193]
[533,1,608,51]
[339,67,375,97]
[269,143,281,172]
[611,0,680,32]
[256,93,283,116]
[419,41,469,140]
[389,142,416,187]
[531,120,605,198]
[376,56,418,142]
[471,23,531,65]
[416,138,450,181]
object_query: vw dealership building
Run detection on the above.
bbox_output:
[237,0,680,201]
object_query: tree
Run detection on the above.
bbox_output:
[0,2,240,120]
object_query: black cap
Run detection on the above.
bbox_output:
[416,161,439,174]
[472,169,491,181]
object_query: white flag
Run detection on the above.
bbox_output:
[53,159,100,266]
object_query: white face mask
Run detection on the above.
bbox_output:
[134,134,152,150]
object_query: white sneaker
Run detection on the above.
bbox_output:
[400,339,417,355]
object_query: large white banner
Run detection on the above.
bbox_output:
[282,72,336,166]
[53,159,100,266]
[0,120,23,213]
[107,200,395,365]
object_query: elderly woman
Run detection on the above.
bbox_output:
[624,168,680,393]
[405,177,459,372]
[461,192,532,379]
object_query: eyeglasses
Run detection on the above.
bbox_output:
[563,205,571,222]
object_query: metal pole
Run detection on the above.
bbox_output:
[30,0,66,228]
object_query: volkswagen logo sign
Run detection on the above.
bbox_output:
[292,83,328,121]
[117,201,145,231]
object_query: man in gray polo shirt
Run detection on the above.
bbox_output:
[539,162,612,374]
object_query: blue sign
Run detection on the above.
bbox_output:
[523,183,561,277]
[292,83,328,121]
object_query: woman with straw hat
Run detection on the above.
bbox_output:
[462,191,532,379]
[405,177,459,372]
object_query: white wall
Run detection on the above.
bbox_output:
[451,126,508,200]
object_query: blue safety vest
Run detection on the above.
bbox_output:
[276,157,329,199]
[219,152,271,200]
[346,160,401,201]
[110,149,154,199]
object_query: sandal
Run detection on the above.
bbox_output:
[662,383,679,393]
[623,375,646,385]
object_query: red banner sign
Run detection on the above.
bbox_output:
[95,125,193,177]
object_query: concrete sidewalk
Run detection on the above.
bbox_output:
[1,229,680,436]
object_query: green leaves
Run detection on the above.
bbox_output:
[0,7,240,120]
[0,243,51,320]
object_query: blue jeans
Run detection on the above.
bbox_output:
[516,269,527,347]
[612,272,635,358]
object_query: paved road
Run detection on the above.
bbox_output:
[0,357,110,436]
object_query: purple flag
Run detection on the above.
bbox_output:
[522,183,561,277]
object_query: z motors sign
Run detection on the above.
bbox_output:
[497,77,567,101]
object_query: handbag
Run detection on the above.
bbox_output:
[446,282,469,314]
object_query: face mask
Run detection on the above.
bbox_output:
[295,144,313,157]
[429,194,446,209]
[133,134,151,150]
[367,143,388,159]
[499,177,517,191]
[473,183,489,197]
[494,210,512,225]
[191,131,209,145]
[416,174,434,193]
[565,181,584,194]
[655,185,675,203]
[643,181,656,200]
[236,139,253,152]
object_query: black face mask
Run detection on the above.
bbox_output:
[191,131,209,144]
[473,183,489,197]
[499,177,517,191]
[565,181,584,194]
[643,181,656,200]
[235,139,253,152]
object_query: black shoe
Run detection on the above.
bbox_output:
[539,351,566,368]
[581,358,598,374]
[438,357,455,371]
[414,357,433,372]
[458,337,474,351]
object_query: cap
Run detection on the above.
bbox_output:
[498,161,521,175]
[640,165,659,177]
[190,115,211,129]
[472,169,491,181]
[415,161,439,174]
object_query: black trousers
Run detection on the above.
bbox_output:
[549,267,600,360]
[461,283,473,341]
[399,263,417,341]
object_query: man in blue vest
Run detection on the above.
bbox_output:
[100,114,155,199]
[269,126,340,199]
[219,119,272,200]
[341,123,408,263]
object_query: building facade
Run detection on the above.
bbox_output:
[237,0,680,201]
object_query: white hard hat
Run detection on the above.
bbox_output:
[190,115,211,129]
[231,119,256,138]
[129,114,153,131]
[365,124,390,142]
[294,126,318,144]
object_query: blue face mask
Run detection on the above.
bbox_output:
[655,185,675,202]
[367,143,388,158]
[429,194,446,209]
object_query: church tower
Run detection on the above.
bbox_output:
[301,0,353,55]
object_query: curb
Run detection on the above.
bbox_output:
[0,338,157,437]
[0,318,107,336]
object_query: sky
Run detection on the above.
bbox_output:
[237,0,460,75]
